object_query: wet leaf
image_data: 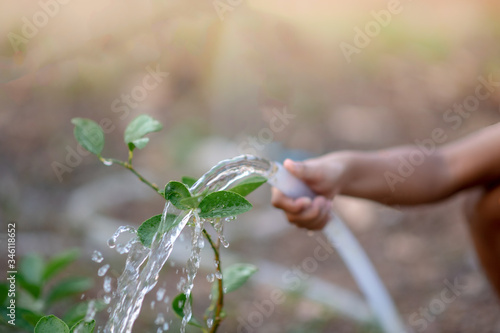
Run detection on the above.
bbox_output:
[172,293,203,328]
[198,191,252,218]
[163,181,192,210]
[229,176,267,197]
[137,214,178,247]
[179,194,204,209]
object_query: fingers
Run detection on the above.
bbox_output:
[271,187,311,214]
[287,196,331,230]
[283,159,310,181]
[272,187,331,230]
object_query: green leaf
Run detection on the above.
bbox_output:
[124,115,162,150]
[137,214,162,248]
[18,254,45,299]
[223,263,258,294]
[137,214,179,247]
[181,176,197,188]
[229,176,267,197]
[70,319,95,333]
[34,315,69,333]
[164,181,192,210]
[43,249,80,282]
[46,277,93,305]
[179,195,204,209]
[171,294,203,328]
[198,191,252,218]
[71,118,105,155]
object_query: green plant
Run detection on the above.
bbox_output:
[62,114,263,332]
[0,250,97,332]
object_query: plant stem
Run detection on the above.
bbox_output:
[203,229,224,333]
[100,157,161,194]
[104,155,224,332]
[128,149,134,165]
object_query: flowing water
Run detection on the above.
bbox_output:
[103,155,277,333]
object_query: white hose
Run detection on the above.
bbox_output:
[267,162,409,333]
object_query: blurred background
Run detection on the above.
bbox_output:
[1,0,500,332]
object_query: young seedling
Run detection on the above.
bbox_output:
[35,114,262,333]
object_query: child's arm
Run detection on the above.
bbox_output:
[272,123,500,229]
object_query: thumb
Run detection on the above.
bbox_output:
[283,159,317,183]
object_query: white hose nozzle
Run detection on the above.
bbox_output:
[267,162,316,199]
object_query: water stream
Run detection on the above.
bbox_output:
[100,154,407,333]
[103,156,275,333]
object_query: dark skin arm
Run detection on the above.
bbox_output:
[272,122,500,296]
[272,122,500,230]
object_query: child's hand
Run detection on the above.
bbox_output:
[271,155,347,230]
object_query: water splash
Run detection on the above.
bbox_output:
[213,218,230,248]
[104,276,112,293]
[156,288,166,302]
[98,264,110,277]
[103,156,275,332]
[92,250,104,263]
[181,211,203,332]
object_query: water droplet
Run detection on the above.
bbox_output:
[103,276,112,293]
[206,274,215,283]
[108,226,137,251]
[107,238,116,248]
[92,250,104,263]
[176,277,186,292]
[198,238,205,249]
[215,271,222,280]
[156,288,166,301]
[84,300,96,322]
[207,318,213,328]
[98,264,110,277]
[154,313,165,325]
[117,242,132,254]
[163,322,169,330]
[163,296,170,304]
[104,295,111,304]
[80,294,85,300]
[150,301,155,309]
[102,159,114,166]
